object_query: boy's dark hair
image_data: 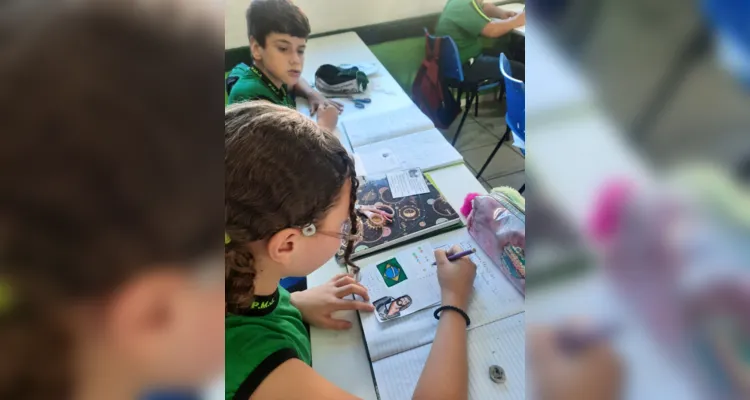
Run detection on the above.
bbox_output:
[224,102,358,315]
[0,1,222,399]
[245,0,311,46]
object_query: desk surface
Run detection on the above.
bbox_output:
[298,32,415,122]
[498,3,525,35]
[302,32,496,400]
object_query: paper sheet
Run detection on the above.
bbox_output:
[386,169,430,198]
[371,313,526,400]
[357,228,525,362]
[359,244,441,322]
[342,104,435,148]
[353,129,464,176]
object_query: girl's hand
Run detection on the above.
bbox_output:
[308,91,343,116]
[435,246,477,310]
[529,323,623,400]
[290,274,374,330]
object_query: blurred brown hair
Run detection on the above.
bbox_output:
[0,1,222,398]
[224,101,358,314]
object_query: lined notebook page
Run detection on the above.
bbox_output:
[353,129,464,176]
[343,104,435,148]
[358,229,525,362]
[372,313,525,400]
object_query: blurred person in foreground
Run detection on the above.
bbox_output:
[529,324,624,400]
[0,1,224,399]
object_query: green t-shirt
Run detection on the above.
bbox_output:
[225,286,310,400]
[435,0,494,64]
[226,63,296,108]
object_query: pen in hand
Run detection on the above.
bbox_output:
[433,248,477,265]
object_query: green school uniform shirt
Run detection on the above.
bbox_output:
[435,0,507,65]
[226,63,296,108]
[225,286,311,400]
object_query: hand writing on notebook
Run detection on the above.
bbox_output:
[529,323,623,400]
[290,273,375,330]
[436,245,477,310]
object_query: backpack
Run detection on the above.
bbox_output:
[411,34,460,129]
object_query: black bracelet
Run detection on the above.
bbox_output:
[434,305,470,326]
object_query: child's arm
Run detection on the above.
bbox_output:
[480,11,525,38]
[249,359,361,400]
[412,246,477,400]
[482,2,518,19]
[412,309,469,400]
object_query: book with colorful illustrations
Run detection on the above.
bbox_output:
[335,171,462,263]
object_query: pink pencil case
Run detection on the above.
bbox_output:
[465,191,526,296]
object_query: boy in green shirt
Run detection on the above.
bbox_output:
[435,0,526,81]
[227,0,341,131]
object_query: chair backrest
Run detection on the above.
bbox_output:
[424,28,464,83]
[500,53,525,141]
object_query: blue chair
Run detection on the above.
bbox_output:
[424,29,502,146]
[476,53,524,194]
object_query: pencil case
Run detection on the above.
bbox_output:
[462,187,525,296]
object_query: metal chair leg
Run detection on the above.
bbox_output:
[452,91,475,146]
[476,125,510,178]
[474,92,479,117]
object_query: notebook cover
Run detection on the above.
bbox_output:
[336,174,461,263]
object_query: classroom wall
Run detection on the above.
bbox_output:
[225,0,448,49]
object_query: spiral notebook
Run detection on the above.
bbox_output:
[354,229,526,400]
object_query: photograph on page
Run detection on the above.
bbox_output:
[359,244,442,322]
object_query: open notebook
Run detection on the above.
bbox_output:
[354,229,526,400]
[342,103,435,148]
[353,129,464,177]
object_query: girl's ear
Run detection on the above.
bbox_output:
[266,228,299,265]
[249,37,262,62]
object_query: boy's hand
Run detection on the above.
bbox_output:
[308,91,343,116]
[316,104,340,132]
[289,273,374,330]
[529,323,623,400]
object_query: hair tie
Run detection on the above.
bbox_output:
[224,232,231,245]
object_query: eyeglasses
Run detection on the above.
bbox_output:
[300,218,363,243]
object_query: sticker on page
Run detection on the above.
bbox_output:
[358,243,441,323]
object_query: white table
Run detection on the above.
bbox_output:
[498,3,525,36]
[300,32,496,400]
[298,32,415,121]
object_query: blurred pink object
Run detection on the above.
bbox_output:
[465,192,525,295]
[461,192,481,218]
[588,179,634,243]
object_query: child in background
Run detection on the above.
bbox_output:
[227,0,342,132]
[225,101,479,400]
[0,2,223,400]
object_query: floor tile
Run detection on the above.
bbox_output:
[461,142,525,180]
[440,119,497,152]
[486,170,525,192]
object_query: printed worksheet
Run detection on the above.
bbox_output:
[359,243,441,322]
[386,168,430,198]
